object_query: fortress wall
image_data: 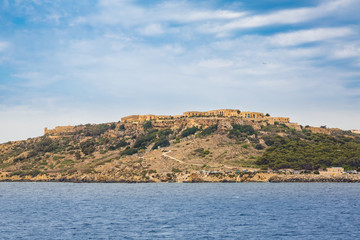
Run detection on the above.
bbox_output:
[121,109,291,125]
[240,111,264,119]
[265,117,290,124]
[44,126,75,135]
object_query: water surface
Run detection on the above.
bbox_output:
[0,183,359,239]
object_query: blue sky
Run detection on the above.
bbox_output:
[1,0,360,142]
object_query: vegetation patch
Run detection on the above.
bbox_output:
[228,124,255,140]
[181,127,199,138]
[198,125,217,137]
[256,133,360,170]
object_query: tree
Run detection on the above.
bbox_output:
[143,121,152,130]
[80,139,95,155]
[75,151,81,160]
[228,124,255,139]
[198,125,217,137]
[181,127,199,138]
[152,138,170,149]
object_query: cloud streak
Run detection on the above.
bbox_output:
[201,0,356,34]
[269,27,354,46]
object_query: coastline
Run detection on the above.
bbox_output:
[1,172,360,183]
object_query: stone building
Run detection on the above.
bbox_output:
[183,109,241,117]
[327,167,344,173]
[240,111,264,119]
[121,109,290,124]
[265,117,290,124]
[44,126,75,135]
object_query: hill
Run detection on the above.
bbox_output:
[1,109,360,182]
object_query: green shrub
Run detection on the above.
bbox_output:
[181,127,199,138]
[80,139,95,155]
[228,124,255,139]
[75,151,81,160]
[241,144,249,149]
[198,125,217,137]
[255,144,265,150]
[83,124,109,136]
[121,148,138,156]
[256,134,360,170]
[143,121,152,130]
[152,138,170,150]
[109,140,128,150]
[262,135,276,146]
[134,132,157,149]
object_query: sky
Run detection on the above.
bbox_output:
[0,0,360,143]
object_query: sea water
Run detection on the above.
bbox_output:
[0,182,359,239]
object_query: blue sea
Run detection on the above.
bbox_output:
[0,183,359,239]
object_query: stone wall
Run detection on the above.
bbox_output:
[44,126,75,135]
[122,109,289,124]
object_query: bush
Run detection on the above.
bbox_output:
[262,135,276,146]
[158,128,173,137]
[13,155,26,163]
[194,148,210,157]
[83,124,109,136]
[34,137,59,153]
[80,139,95,155]
[228,124,255,139]
[255,144,265,150]
[75,151,81,160]
[143,121,152,130]
[10,169,41,177]
[109,140,128,150]
[121,148,138,156]
[181,127,199,138]
[152,138,170,150]
[134,132,157,149]
[198,125,217,137]
[27,150,37,158]
[256,133,360,170]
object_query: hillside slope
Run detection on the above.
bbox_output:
[1,117,360,182]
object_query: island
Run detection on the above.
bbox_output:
[1,109,360,183]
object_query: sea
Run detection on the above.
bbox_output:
[0,182,359,239]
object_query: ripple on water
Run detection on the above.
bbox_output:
[0,182,359,239]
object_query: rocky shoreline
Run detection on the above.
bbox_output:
[1,172,360,183]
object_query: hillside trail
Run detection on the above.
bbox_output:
[162,150,236,170]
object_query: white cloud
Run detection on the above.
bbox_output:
[166,9,245,22]
[74,0,245,28]
[198,58,233,68]
[138,23,164,36]
[269,27,353,46]
[331,43,360,59]
[0,41,9,51]
[201,0,356,34]
[12,72,61,88]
